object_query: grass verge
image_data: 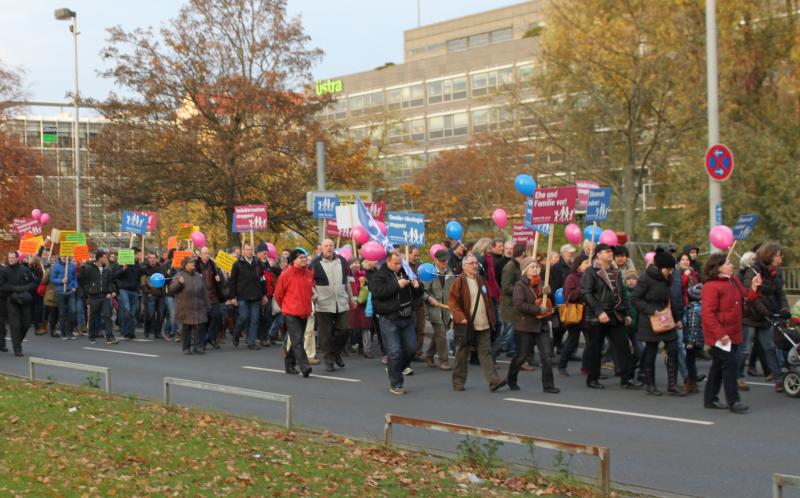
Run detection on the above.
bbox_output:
[0,375,605,496]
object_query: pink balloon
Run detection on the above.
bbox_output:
[351,226,370,245]
[266,242,277,260]
[644,251,655,266]
[598,229,618,246]
[429,243,446,260]
[338,247,353,261]
[492,208,508,229]
[376,221,387,236]
[190,231,206,248]
[709,225,734,250]
[39,213,51,225]
[361,241,386,261]
[31,209,42,220]
[564,223,582,245]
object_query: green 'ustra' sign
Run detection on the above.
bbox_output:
[315,79,343,96]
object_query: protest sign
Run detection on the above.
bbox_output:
[176,224,193,241]
[335,204,358,230]
[117,249,136,265]
[529,187,577,225]
[65,232,87,245]
[50,228,62,244]
[121,211,149,235]
[60,241,76,257]
[234,205,268,231]
[585,188,612,222]
[171,250,193,268]
[575,180,600,209]
[136,211,158,232]
[512,224,536,244]
[387,212,425,247]
[365,202,386,222]
[18,237,42,255]
[167,236,178,250]
[325,219,352,238]
[215,251,237,273]
[12,218,42,237]
[313,195,339,220]
[73,245,91,262]
[733,214,759,241]
[522,197,552,234]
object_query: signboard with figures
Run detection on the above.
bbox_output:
[234,205,268,232]
[529,187,577,225]
[387,212,425,247]
[313,195,339,220]
[585,188,612,222]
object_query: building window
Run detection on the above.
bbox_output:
[352,90,384,116]
[471,67,513,97]
[468,32,489,49]
[388,118,425,144]
[518,63,534,82]
[387,83,425,110]
[427,76,467,105]
[491,27,513,44]
[446,37,467,53]
[472,108,513,133]
[428,112,468,140]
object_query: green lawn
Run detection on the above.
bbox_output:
[0,375,602,497]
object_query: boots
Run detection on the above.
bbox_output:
[666,354,686,396]
[684,379,699,394]
[644,369,662,396]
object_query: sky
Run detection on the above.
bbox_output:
[0,0,524,108]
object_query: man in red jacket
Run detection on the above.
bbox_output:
[701,253,761,413]
[274,248,314,378]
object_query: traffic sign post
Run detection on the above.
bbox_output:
[705,144,734,182]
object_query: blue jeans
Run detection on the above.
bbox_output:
[118,289,139,338]
[269,312,284,340]
[56,292,76,337]
[378,315,417,389]
[492,321,515,358]
[739,325,781,378]
[234,299,261,346]
[162,295,178,337]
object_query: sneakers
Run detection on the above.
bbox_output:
[389,386,406,395]
[106,338,119,345]
[402,367,414,376]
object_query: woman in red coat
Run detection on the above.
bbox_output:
[701,254,761,413]
[274,249,314,377]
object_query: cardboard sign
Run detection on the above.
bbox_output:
[117,249,136,265]
[523,197,551,234]
[575,180,600,209]
[529,187,577,225]
[733,213,759,241]
[365,201,387,222]
[387,212,425,247]
[512,224,536,244]
[325,219,352,238]
[18,237,43,255]
[121,210,149,235]
[136,211,158,232]
[65,232,87,245]
[167,236,178,250]
[334,204,358,230]
[12,218,42,237]
[60,241,77,257]
[176,224,193,241]
[585,188,612,222]
[50,228,62,244]
[234,205,268,231]
[313,195,339,220]
[73,245,91,262]
[171,250,193,268]
[215,251,237,273]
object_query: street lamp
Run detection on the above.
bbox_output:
[55,8,81,232]
[646,222,665,242]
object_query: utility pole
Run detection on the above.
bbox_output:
[706,0,722,238]
[55,8,81,232]
[316,141,326,243]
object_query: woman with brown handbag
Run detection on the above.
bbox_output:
[558,254,590,376]
[632,250,685,396]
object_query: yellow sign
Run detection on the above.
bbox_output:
[336,193,371,205]
[171,250,193,268]
[176,224,193,241]
[60,241,76,257]
[214,251,237,273]
[18,237,43,255]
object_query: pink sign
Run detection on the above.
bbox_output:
[575,180,600,209]
[325,219,352,238]
[530,187,578,225]
[234,204,268,231]
[136,211,158,232]
[512,224,536,244]
[365,202,386,222]
[12,218,42,237]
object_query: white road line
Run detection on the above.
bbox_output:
[504,398,714,426]
[746,381,775,387]
[83,347,159,358]
[242,365,361,383]
[131,339,153,342]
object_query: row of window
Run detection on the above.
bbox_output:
[3,120,103,149]
[446,27,513,53]
[319,63,534,121]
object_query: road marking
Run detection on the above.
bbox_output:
[242,366,361,383]
[504,398,714,426]
[132,339,153,342]
[83,347,159,358]
[747,381,775,387]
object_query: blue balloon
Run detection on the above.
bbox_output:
[417,263,437,283]
[445,220,463,240]
[584,225,602,243]
[149,272,165,289]
[554,288,565,306]
[514,174,537,196]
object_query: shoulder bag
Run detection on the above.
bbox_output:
[650,299,676,334]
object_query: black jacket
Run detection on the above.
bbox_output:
[140,262,167,297]
[79,262,115,298]
[229,256,264,301]
[368,263,424,320]
[581,264,628,324]
[0,263,38,299]
[550,258,571,293]
[631,266,682,342]
[493,255,509,287]
[114,263,143,292]
[742,261,790,326]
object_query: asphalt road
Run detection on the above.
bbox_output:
[2,332,797,498]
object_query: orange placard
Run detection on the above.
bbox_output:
[73,245,91,262]
[167,236,177,250]
[171,250,193,268]
[18,238,42,255]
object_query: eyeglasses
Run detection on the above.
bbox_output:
[463,261,478,266]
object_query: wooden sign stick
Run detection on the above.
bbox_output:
[541,224,555,309]
[726,241,738,262]
[588,221,597,261]
[63,257,69,293]
[129,233,135,249]
[531,231,540,259]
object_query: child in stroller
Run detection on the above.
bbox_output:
[771,315,800,397]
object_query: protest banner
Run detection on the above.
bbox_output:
[530,186,578,308]
[73,245,91,262]
[171,250,193,268]
[387,212,425,247]
[12,218,42,237]
[334,204,358,230]
[176,224,193,241]
[117,249,136,265]
[214,251,237,273]
[313,195,339,220]
[60,241,76,258]
[585,188,612,223]
[365,202,386,222]
[512,224,536,245]
[120,210,149,236]
[733,214,759,241]
[50,228,62,244]
[325,219,352,238]
[167,236,178,251]
[18,237,42,255]
[575,180,600,209]
[65,232,87,245]
[234,205,268,231]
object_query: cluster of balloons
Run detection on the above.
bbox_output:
[709,225,734,250]
[31,208,51,226]
[564,223,620,246]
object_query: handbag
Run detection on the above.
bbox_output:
[650,301,676,334]
[559,302,584,325]
[453,283,482,347]
[36,282,47,297]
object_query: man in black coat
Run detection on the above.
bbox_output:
[228,242,265,349]
[79,250,119,345]
[0,251,38,356]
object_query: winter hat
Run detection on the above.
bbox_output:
[653,250,676,270]
[595,243,615,254]
[180,256,194,269]
[623,269,639,281]
[256,242,269,254]
[434,249,449,262]
[519,257,537,274]
[688,283,703,301]
[287,248,308,264]
[740,251,756,270]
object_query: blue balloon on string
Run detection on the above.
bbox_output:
[514,174,537,196]
[554,288,565,305]
[584,225,602,243]
[417,263,437,283]
[445,220,463,240]
[149,273,165,288]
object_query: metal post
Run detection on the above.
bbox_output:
[706,0,721,242]
[316,141,326,242]
[384,414,393,447]
[29,358,36,382]
[71,14,81,232]
[285,396,292,431]
[164,381,171,405]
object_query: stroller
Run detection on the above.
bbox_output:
[770,316,800,398]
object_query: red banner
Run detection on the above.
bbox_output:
[12,218,42,237]
[512,224,536,244]
[575,180,599,209]
[325,219,352,238]
[234,205,268,231]
[135,211,158,232]
[530,187,577,225]
[364,202,386,222]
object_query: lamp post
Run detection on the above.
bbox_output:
[646,222,666,242]
[55,8,81,232]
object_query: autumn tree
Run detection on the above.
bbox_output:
[92,0,376,247]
